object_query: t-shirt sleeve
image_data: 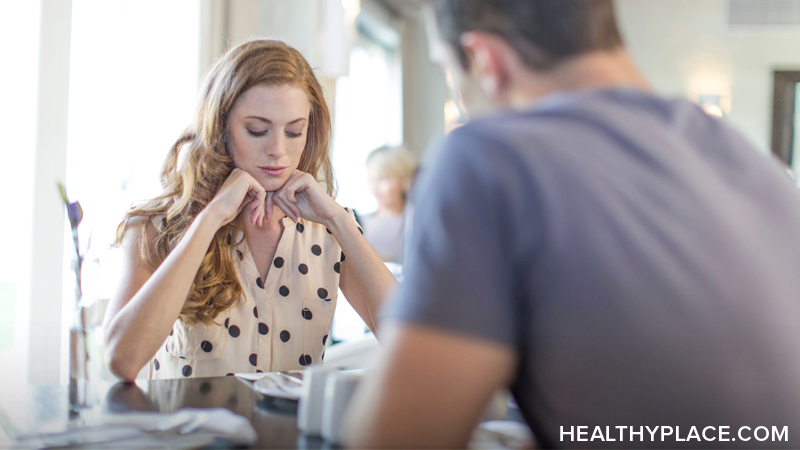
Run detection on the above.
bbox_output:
[381,127,533,348]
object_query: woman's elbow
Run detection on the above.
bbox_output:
[106,350,141,383]
[104,332,142,382]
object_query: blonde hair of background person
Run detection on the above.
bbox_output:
[366,145,417,204]
[103,39,396,382]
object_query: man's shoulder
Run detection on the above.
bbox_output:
[445,89,635,149]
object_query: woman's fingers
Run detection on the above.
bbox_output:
[253,183,267,226]
[284,171,304,204]
[266,192,275,221]
[279,188,302,218]
[278,172,305,217]
[273,195,297,222]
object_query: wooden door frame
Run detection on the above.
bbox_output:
[771,71,800,165]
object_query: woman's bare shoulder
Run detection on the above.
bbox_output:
[117,216,162,273]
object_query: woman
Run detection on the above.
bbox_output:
[103,39,395,381]
[360,145,418,264]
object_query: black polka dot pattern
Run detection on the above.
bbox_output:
[156,219,349,377]
[229,325,241,338]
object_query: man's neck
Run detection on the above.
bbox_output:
[508,49,652,110]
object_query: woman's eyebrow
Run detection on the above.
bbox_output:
[245,116,307,124]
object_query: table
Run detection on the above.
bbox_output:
[0,376,326,449]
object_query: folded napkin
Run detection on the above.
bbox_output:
[236,371,304,400]
[14,407,257,449]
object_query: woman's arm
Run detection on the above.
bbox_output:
[328,209,396,336]
[103,169,267,382]
[103,210,225,381]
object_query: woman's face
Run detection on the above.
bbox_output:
[368,169,405,210]
[226,84,311,192]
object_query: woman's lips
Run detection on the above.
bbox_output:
[258,166,287,177]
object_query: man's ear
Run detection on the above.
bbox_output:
[459,32,512,101]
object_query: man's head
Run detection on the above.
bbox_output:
[426,0,626,112]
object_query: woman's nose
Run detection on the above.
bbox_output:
[265,133,286,158]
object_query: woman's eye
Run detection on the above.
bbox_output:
[247,129,268,137]
[286,131,303,138]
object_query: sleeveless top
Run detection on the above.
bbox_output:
[148,210,361,379]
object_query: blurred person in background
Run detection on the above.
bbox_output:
[346,0,800,448]
[103,39,395,382]
[360,145,418,264]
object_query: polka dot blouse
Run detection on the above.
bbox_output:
[148,209,362,379]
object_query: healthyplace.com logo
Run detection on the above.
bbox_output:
[560,426,788,443]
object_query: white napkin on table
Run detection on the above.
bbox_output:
[13,407,257,449]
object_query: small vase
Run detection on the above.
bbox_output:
[68,252,99,412]
[69,312,90,412]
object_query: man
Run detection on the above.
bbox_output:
[345,0,800,448]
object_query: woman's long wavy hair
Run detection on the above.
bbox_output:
[116,39,334,327]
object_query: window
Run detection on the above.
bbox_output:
[330,12,402,343]
[0,0,42,399]
[60,0,202,382]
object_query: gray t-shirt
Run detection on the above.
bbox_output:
[383,88,800,448]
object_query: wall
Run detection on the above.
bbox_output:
[616,0,800,154]
[400,6,448,161]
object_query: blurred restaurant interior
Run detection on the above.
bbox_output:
[3,0,800,447]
